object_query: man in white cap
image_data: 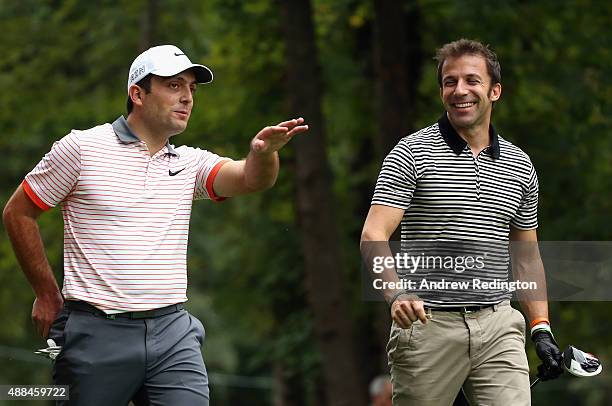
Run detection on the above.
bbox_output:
[3,44,308,405]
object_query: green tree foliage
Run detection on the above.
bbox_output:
[0,0,610,405]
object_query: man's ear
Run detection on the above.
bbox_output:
[128,85,144,107]
[490,82,502,102]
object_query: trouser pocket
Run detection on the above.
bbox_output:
[47,307,71,346]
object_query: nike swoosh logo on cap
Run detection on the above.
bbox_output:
[174,53,185,56]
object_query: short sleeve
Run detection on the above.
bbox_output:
[510,165,539,230]
[371,140,417,209]
[23,131,81,210]
[193,148,231,201]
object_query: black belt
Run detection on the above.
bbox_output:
[65,300,184,319]
[426,304,494,314]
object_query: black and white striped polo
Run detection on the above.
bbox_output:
[371,113,538,306]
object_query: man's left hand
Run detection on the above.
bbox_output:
[532,330,564,380]
[251,118,308,154]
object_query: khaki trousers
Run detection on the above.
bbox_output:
[387,302,530,406]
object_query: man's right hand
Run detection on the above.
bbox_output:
[3,185,64,338]
[390,295,428,328]
[32,294,63,338]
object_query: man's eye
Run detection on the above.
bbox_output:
[170,83,179,89]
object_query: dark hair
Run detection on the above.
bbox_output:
[126,74,153,115]
[435,39,501,87]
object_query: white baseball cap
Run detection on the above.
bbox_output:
[127,45,213,93]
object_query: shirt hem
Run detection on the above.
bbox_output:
[21,179,51,211]
[206,159,231,202]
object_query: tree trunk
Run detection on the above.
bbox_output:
[370,0,424,379]
[373,0,423,157]
[280,1,367,405]
[273,362,306,406]
[139,0,158,51]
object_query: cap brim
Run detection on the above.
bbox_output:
[190,64,214,84]
[152,64,213,84]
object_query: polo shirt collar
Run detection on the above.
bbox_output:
[111,116,179,156]
[437,113,500,159]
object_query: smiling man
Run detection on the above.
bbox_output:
[361,39,562,405]
[2,44,307,405]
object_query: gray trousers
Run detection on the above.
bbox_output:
[49,304,209,405]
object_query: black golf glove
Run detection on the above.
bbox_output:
[532,330,564,380]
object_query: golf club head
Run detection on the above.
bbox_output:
[563,345,602,377]
[34,338,62,360]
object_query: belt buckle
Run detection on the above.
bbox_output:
[461,306,476,314]
[131,310,156,319]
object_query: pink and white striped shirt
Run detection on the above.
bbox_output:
[23,116,229,313]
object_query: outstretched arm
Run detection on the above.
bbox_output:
[3,185,63,338]
[213,118,308,197]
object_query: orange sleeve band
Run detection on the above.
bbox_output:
[21,180,51,211]
[205,160,230,202]
[529,317,550,329]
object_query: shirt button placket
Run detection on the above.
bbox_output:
[145,158,151,191]
[472,151,481,201]
[141,143,151,192]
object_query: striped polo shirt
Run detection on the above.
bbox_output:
[372,113,538,306]
[23,116,229,313]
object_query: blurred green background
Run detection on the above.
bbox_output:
[0,0,610,405]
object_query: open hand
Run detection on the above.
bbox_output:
[251,117,308,154]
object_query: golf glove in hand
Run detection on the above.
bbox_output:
[532,330,564,380]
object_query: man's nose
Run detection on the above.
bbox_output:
[454,79,469,96]
[180,89,193,104]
